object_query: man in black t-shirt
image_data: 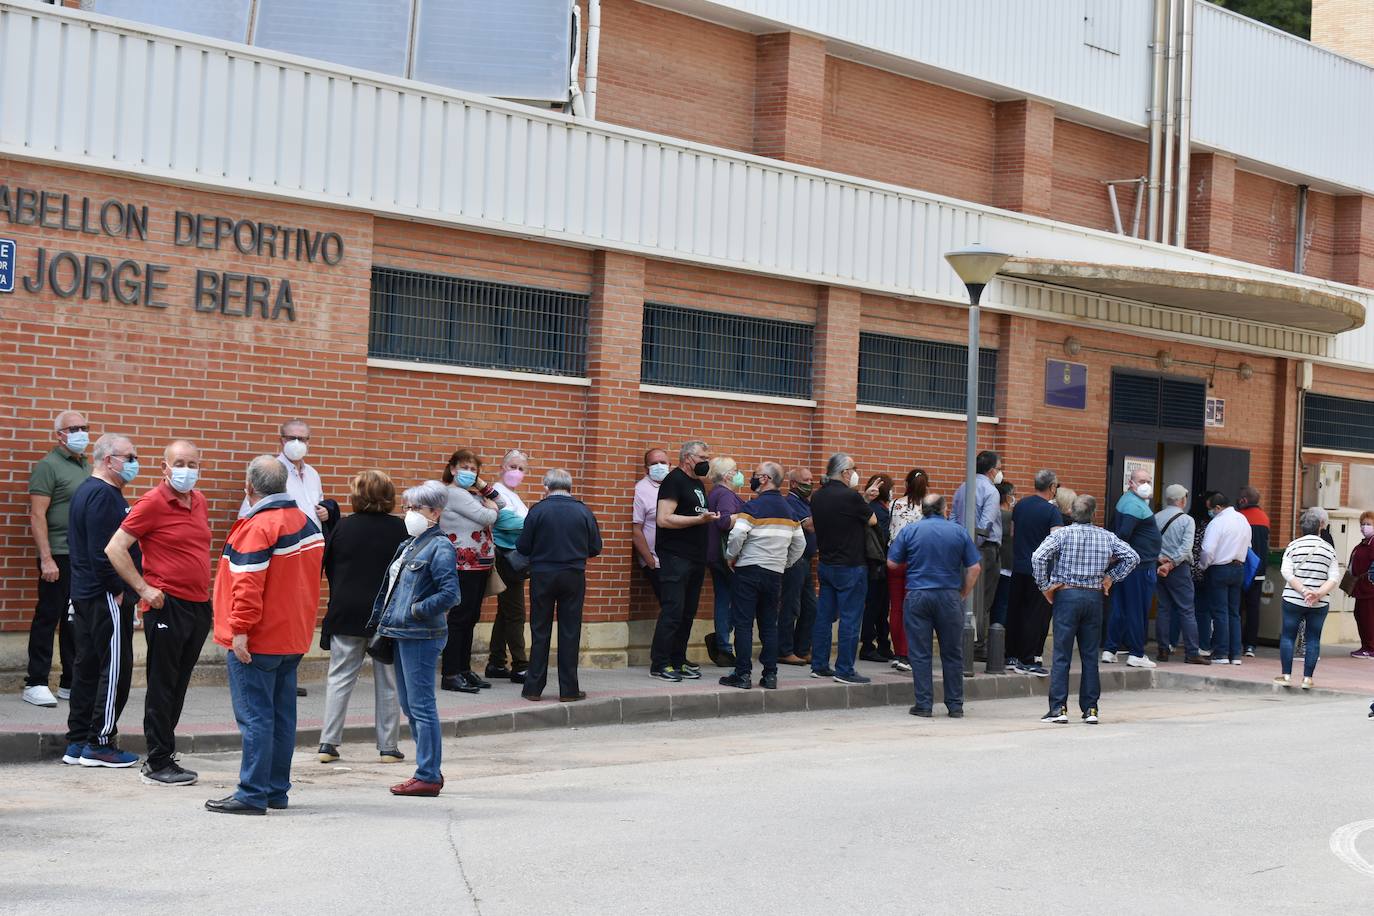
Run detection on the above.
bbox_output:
[808,453,879,685]
[1006,469,1064,675]
[649,440,718,682]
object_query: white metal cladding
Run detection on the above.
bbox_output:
[653,0,1154,126]
[1191,3,1374,197]
[2,2,1373,366]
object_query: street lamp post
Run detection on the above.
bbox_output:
[944,245,1010,677]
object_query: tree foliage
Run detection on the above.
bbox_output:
[1209,0,1311,39]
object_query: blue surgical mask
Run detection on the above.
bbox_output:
[731,471,744,488]
[64,431,89,453]
[455,469,477,488]
[168,467,199,493]
[648,463,669,483]
[118,458,139,483]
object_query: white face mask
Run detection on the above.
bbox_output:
[991,470,1004,486]
[848,470,860,488]
[648,463,669,483]
[1135,483,1153,501]
[404,510,431,538]
[283,439,308,462]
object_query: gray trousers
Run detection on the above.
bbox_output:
[320,634,400,751]
[974,541,1001,646]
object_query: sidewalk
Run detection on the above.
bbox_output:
[0,655,1155,763]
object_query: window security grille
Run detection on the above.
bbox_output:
[857,332,997,416]
[368,266,588,378]
[1304,393,1374,454]
[640,304,814,400]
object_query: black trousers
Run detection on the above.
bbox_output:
[649,553,705,671]
[489,549,529,670]
[1006,572,1052,662]
[66,592,135,749]
[524,568,585,698]
[27,555,75,688]
[1241,578,1263,648]
[442,569,491,677]
[641,564,663,603]
[143,594,212,769]
[860,566,891,652]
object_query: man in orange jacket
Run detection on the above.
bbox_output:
[206,456,323,816]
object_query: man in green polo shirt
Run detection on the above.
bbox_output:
[24,409,92,708]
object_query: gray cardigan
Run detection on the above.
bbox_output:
[440,484,501,570]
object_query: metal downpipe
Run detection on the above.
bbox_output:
[1147,0,1168,242]
[1173,0,1195,248]
[1161,0,1181,244]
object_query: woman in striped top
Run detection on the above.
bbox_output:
[1275,507,1341,689]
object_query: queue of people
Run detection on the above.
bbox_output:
[21,412,1374,812]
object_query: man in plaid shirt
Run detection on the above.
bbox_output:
[1032,494,1139,725]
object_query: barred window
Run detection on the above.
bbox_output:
[1304,393,1374,454]
[858,332,997,416]
[369,266,588,378]
[640,304,814,400]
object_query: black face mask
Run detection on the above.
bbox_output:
[693,460,710,477]
[749,475,762,492]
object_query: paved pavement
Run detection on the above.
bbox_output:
[4,689,1374,915]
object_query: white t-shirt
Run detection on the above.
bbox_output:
[238,453,323,520]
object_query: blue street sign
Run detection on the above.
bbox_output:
[0,239,14,293]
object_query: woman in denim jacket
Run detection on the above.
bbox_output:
[367,480,459,797]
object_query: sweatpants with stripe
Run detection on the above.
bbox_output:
[66,592,135,750]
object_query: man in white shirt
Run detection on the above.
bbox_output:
[633,448,669,602]
[1198,492,1252,665]
[239,419,328,526]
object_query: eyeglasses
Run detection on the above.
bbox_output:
[61,425,89,433]
[282,435,310,443]
[112,452,138,463]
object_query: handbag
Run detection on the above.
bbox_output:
[1340,569,1357,597]
[366,632,395,665]
[485,565,507,597]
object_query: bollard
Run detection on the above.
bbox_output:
[985,623,1006,675]
[962,621,976,677]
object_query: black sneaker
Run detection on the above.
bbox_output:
[947,709,964,718]
[484,664,512,680]
[1082,707,1100,725]
[678,665,702,680]
[510,669,528,685]
[318,743,340,763]
[833,672,871,685]
[809,667,835,678]
[759,672,778,690]
[718,673,751,689]
[140,761,197,786]
[1041,707,1068,724]
[650,667,683,683]
[680,661,702,676]
[858,649,887,663]
[909,706,933,718]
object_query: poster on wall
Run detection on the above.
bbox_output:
[1206,397,1225,428]
[1044,359,1087,410]
[0,239,14,293]
[1123,455,1156,493]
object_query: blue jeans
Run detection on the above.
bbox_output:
[1048,589,1102,714]
[903,589,964,712]
[1155,563,1201,656]
[779,560,816,657]
[394,634,446,784]
[1280,600,1328,677]
[1204,563,1245,660]
[731,564,781,677]
[709,561,735,654]
[812,564,867,677]
[1105,563,1155,657]
[226,651,301,810]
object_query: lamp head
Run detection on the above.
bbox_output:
[945,245,1011,305]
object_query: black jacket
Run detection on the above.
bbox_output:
[515,493,603,574]
[322,510,409,644]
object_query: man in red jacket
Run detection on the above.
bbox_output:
[206,456,323,816]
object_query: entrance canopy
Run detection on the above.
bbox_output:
[1002,259,1365,334]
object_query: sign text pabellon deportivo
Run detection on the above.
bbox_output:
[0,185,347,321]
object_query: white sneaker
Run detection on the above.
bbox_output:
[1211,658,1230,665]
[892,659,912,672]
[1230,659,1243,666]
[22,685,57,707]
[57,687,71,700]
[1101,651,1117,664]
[1126,655,1157,669]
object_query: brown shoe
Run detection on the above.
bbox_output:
[1184,655,1210,665]
[778,654,807,666]
[391,777,443,797]
[1156,651,1170,663]
[559,691,587,703]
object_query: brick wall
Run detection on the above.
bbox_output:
[1050,121,1149,234]
[1232,169,1299,273]
[1312,0,1374,68]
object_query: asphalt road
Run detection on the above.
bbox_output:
[3,689,1372,915]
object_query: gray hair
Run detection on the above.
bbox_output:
[759,461,784,487]
[279,418,311,436]
[825,453,853,480]
[1164,484,1189,505]
[920,493,946,518]
[502,449,528,466]
[543,468,573,492]
[92,433,129,464]
[53,409,84,431]
[787,465,810,483]
[403,480,449,511]
[708,456,737,483]
[679,440,708,462]
[1070,494,1096,525]
[247,455,287,496]
[1129,466,1151,484]
[1034,469,1057,492]
[1300,506,1328,536]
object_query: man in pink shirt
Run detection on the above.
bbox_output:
[633,448,669,602]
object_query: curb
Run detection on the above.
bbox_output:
[1151,669,1368,701]
[0,667,1155,764]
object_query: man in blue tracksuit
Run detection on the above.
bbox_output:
[1104,467,1161,668]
